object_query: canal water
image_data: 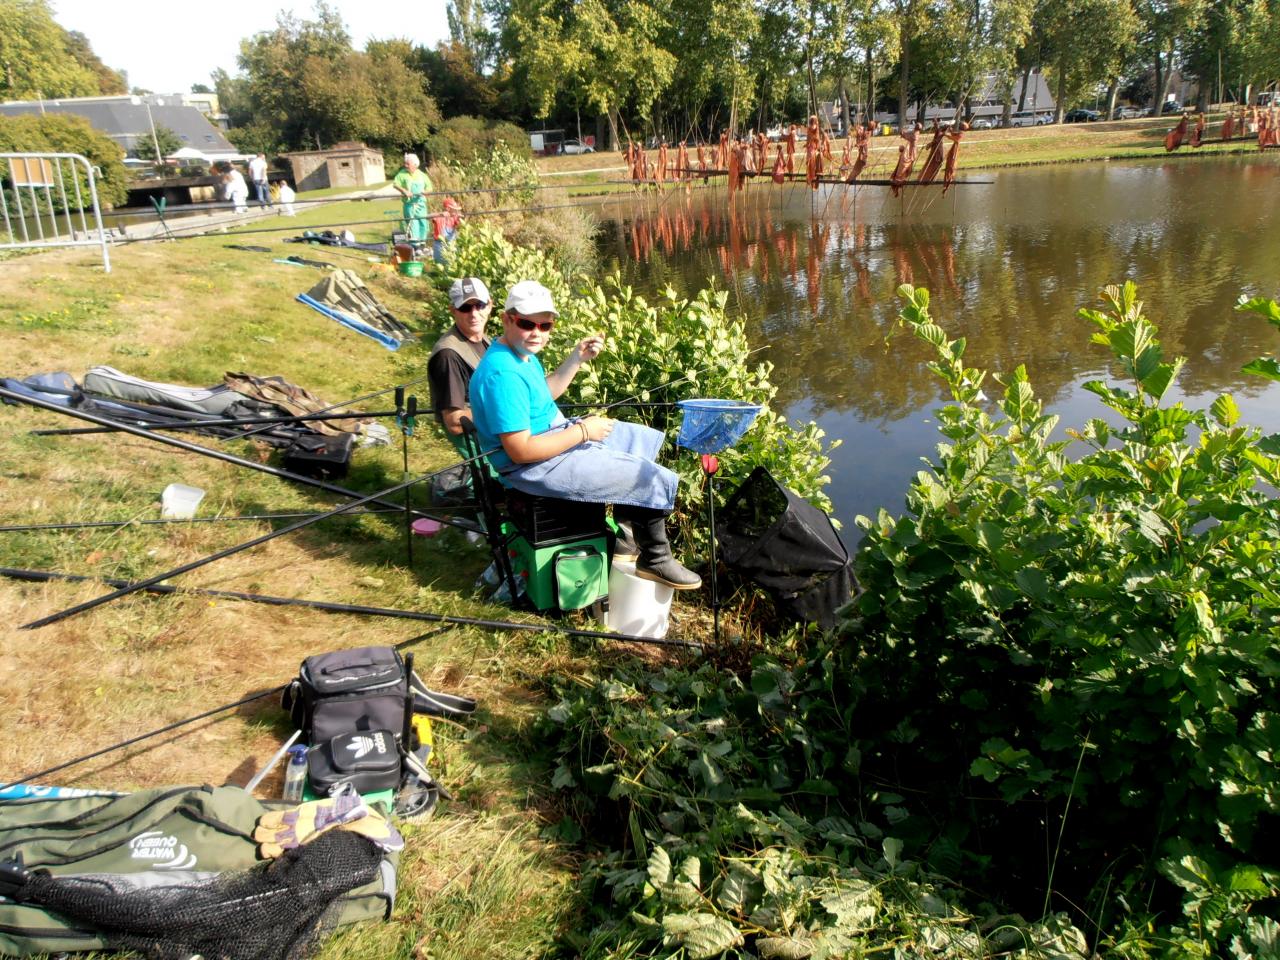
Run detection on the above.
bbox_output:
[594,156,1280,534]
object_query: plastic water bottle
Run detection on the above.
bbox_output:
[282,745,308,802]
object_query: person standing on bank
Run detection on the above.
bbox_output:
[428,276,493,438]
[249,152,271,207]
[393,153,432,243]
[468,280,702,590]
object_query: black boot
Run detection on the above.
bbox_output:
[618,506,702,591]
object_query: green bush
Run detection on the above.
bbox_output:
[425,115,530,167]
[837,282,1280,954]
[0,113,128,207]
[424,223,835,548]
[433,138,538,208]
[541,659,1090,959]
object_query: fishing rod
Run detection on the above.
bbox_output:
[0,386,466,532]
[113,178,625,219]
[2,566,703,651]
[2,595,695,793]
[661,168,993,187]
[113,194,645,247]
[0,508,403,534]
[30,408,399,438]
[18,461,434,630]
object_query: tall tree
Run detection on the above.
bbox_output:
[1134,0,1207,109]
[63,30,126,94]
[0,0,113,99]
[447,0,496,72]
[1041,0,1139,118]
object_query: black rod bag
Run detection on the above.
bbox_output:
[716,467,857,629]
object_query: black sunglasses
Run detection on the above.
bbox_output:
[512,315,555,332]
[455,301,488,313]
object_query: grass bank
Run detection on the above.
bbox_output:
[0,200,705,959]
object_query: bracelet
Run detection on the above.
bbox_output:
[579,422,590,444]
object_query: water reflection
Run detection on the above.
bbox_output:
[595,158,1280,530]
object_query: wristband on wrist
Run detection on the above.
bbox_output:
[579,422,590,444]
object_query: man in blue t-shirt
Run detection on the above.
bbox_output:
[469,280,700,590]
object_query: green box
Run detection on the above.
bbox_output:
[509,534,609,612]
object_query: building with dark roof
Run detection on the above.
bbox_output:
[0,94,238,159]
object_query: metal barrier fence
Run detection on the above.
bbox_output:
[1,152,111,272]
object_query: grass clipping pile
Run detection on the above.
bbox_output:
[6,830,383,960]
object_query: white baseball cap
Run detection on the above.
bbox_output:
[504,279,559,316]
[448,276,491,308]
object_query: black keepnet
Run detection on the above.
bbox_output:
[717,467,856,629]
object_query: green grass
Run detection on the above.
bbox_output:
[0,207,661,960]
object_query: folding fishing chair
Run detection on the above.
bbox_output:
[457,418,612,614]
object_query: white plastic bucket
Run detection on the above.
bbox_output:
[160,483,206,520]
[605,559,674,638]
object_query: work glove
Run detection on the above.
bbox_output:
[255,789,366,858]
[255,789,405,858]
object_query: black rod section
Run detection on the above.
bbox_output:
[0,508,402,534]
[18,469,427,630]
[30,408,399,437]
[2,566,703,649]
[0,386,465,529]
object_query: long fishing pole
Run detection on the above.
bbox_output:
[0,386,472,534]
[18,463,432,630]
[0,508,402,534]
[112,178,624,218]
[2,566,704,649]
[1,684,288,791]
[114,194,645,246]
[30,408,400,438]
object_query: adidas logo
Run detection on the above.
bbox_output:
[346,731,389,759]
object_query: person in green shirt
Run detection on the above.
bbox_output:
[392,153,433,242]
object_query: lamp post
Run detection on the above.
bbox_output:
[130,95,162,165]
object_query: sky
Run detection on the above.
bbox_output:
[52,0,453,95]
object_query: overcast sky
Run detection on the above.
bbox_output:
[52,0,453,95]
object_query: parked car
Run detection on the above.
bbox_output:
[560,139,595,155]
[1115,105,1143,119]
[1064,109,1102,123]
[970,115,998,130]
[1161,101,1183,114]
[1009,110,1049,127]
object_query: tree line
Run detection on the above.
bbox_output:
[215,0,1278,156]
[488,0,1279,141]
[6,0,1277,162]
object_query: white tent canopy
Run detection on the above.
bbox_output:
[167,146,210,161]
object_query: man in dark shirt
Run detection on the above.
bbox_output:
[428,276,493,438]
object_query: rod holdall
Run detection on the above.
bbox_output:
[283,646,410,745]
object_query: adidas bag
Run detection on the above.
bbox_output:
[283,646,410,745]
[0,784,396,957]
[309,730,402,796]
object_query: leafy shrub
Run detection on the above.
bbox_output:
[425,224,835,547]
[0,113,127,207]
[435,138,538,207]
[426,116,531,169]
[837,282,1280,953]
[542,660,1089,958]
